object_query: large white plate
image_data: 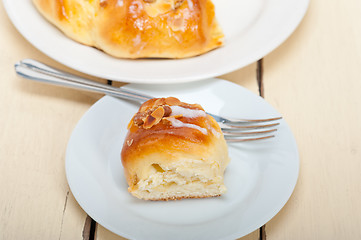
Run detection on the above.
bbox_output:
[4,0,309,84]
[65,78,299,240]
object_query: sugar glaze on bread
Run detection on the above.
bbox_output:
[121,97,230,200]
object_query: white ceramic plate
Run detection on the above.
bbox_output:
[65,78,299,240]
[4,0,309,84]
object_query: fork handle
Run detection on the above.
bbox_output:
[14,59,153,103]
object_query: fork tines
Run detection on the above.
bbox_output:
[220,117,282,142]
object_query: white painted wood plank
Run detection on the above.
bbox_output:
[0,3,103,238]
[263,0,361,239]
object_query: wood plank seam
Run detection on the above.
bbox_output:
[58,190,70,240]
[83,216,92,240]
[84,80,115,240]
[257,59,264,98]
[82,80,114,240]
[256,58,266,240]
[83,215,97,240]
[260,225,266,240]
[89,218,97,240]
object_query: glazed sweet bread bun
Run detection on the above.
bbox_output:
[121,97,230,200]
[32,0,224,58]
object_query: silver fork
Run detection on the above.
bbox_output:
[14,59,282,142]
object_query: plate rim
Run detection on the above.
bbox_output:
[64,78,299,240]
[3,0,309,84]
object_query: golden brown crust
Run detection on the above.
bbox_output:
[33,0,96,45]
[33,0,224,58]
[121,97,216,166]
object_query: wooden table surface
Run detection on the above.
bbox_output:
[1,0,361,239]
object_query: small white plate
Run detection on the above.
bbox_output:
[65,78,299,240]
[4,0,309,84]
